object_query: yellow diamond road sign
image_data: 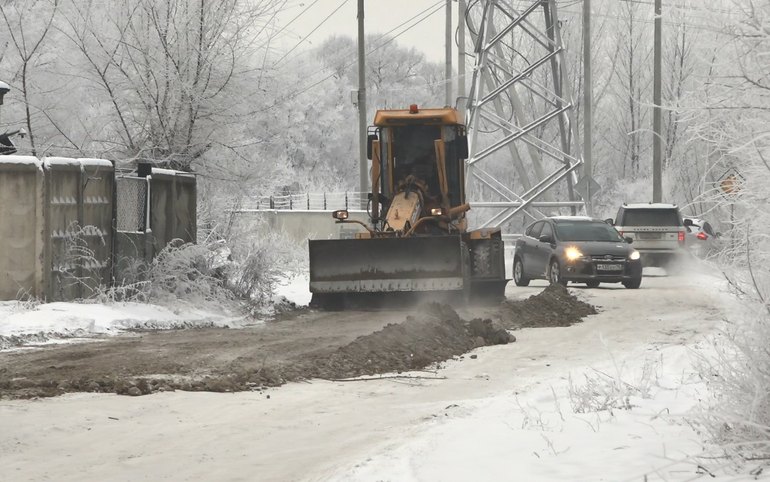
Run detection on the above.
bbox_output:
[718,168,743,197]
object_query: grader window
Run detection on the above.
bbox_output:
[443,126,464,207]
[392,125,442,196]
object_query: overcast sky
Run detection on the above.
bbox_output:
[274,0,455,63]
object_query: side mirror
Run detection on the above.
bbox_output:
[538,234,553,244]
[604,218,614,225]
[683,218,693,227]
[624,236,633,244]
[366,134,377,160]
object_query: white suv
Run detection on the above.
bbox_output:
[608,203,686,267]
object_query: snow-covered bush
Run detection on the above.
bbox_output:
[226,228,305,306]
[700,310,770,460]
[147,239,233,303]
[103,221,304,309]
[103,238,233,304]
[567,357,658,414]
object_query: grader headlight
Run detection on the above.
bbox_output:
[332,209,349,220]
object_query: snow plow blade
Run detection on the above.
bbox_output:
[309,235,467,295]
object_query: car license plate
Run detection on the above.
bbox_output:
[638,232,662,239]
[596,263,623,271]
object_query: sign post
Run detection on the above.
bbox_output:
[717,167,743,255]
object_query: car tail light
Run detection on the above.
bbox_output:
[697,232,708,240]
[678,231,686,244]
[618,231,624,237]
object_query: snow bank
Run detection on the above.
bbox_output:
[0,272,310,350]
[274,273,311,307]
[0,301,244,350]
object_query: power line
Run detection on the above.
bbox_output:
[616,0,743,17]
[262,0,734,116]
[368,3,445,55]
[497,0,738,31]
[257,1,445,113]
[253,0,325,52]
[272,0,350,67]
[275,0,444,69]
[556,7,731,35]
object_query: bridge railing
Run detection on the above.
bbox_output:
[240,192,368,211]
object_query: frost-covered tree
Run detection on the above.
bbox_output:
[692,0,770,462]
[56,0,284,169]
[0,0,59,155]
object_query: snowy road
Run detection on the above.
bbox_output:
[0,271,732,481]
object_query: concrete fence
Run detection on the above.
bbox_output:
[0,157,196,301]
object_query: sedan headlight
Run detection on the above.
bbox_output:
[629,249,641,261]
[564,246,583,261]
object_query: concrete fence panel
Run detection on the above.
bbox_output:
[44,158,114,301]
[0,157,44,299]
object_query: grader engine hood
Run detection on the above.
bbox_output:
[385,191,422,232]
[308,236,466,293]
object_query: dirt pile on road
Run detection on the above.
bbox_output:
[307,303,513,380]
[497,284,597,329]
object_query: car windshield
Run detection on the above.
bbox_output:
[621,209,680,226]
[555,222,624,242]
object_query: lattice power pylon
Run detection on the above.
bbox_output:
[464,0,584,231]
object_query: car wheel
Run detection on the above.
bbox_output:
[622,276,642,289]
[586,280,600,288]
[513,257,530,287]
[548,259,567,286]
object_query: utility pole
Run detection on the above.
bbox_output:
[652,0,663,202]
[458,0,466,114]
[357,0,368,205]
[582,0,593,215]
[445,0,453,106]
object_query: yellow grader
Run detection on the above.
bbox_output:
[308,105,508,308]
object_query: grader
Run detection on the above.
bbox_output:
[308,105,507,308]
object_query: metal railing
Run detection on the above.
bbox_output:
[240,192,368,211]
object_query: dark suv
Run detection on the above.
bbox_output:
[609,203,686,266]
[513,216,643,289]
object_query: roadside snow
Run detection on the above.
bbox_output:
[0,273,309,351]
[274,273,311,306]
[0,301,243,350]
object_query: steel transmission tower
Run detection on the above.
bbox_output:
[464,0,585,232]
